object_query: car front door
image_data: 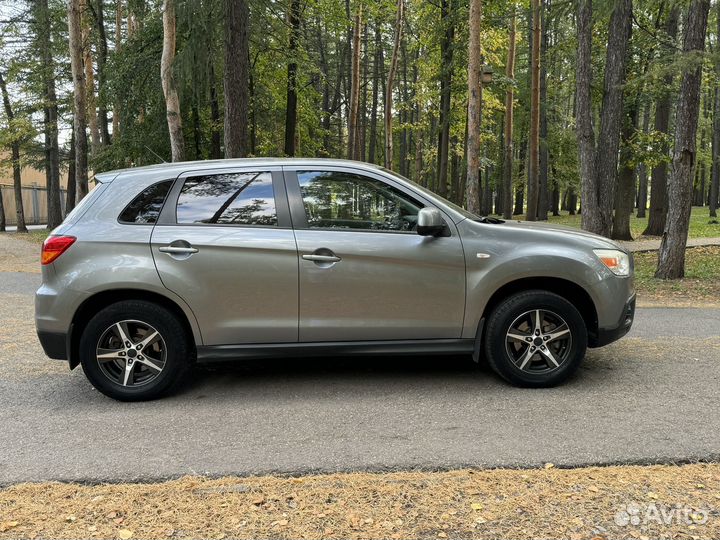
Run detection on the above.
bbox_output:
[284,166,466,342]
[152,166,298,345]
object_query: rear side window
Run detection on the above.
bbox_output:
[119,180,172,224]
[176,172,277,226]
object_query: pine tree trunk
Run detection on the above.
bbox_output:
[384,0,404,170]
[0,71,27,232]
[368,24,381,164]
[502,7,516,219]
[284,0,301,156]
[636,102,651,217]
[160,0,184,162]
[224,0,250,158]
[82,0,101,155]
[644,6,679,235]
[436,0,454,198]
[209,63,222,159]
[113,0,122,137]
[710,6,720,218]
[656,0,711,279]
[537,0,550,220]
[611,102,638,240]
[347,10,362,160]
[575,0,595,228]
[465,0,482,214]
[69,0,90,200]
[526,0,541,220]
[585,0,632,237]
[66,123,77,214]
[95,0,111,145]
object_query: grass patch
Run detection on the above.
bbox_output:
[541,206,720,239]
[633,246,720,305]
[1,463,718,539]
[3,230,50,245]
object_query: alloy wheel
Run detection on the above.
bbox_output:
[505,309,573,374]
[95,320,167,387]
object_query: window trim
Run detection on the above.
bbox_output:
[156,167,292,229]
[117,179,174,226]
[283,166,455,236]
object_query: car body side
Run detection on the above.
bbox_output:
[35,158,634,367]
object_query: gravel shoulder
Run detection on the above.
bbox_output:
[0,234,40,274]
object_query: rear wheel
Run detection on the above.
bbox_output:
[484,290,587,387]
[79,300,191,401]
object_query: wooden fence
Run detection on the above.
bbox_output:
[0,184,67,226]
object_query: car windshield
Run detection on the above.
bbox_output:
[379,167,481,221]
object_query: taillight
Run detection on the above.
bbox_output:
[41,235,76,265]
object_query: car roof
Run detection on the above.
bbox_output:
[95,158,388,183]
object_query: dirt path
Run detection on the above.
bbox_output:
[620,236,720,252]
[0,234,40,273]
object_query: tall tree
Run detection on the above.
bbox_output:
[656,0,711,279]
[224,0,250,158]
[93,0,111,145]
[68,0,90,200]
[576,0,632,236]
[525,0,541,220]
[710,3,720,218]
[643,6,679,235]
[384,0,404,169]
[465,0,483,214]
[502,6,516,219]
[284,0,301,156]
[160,0,185,162]
[347,10,362,160]
[0,71,27,233]
[436,0,455,198]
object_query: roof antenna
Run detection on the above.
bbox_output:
[145,146,168,163]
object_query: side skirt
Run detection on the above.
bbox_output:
[196,339,475,363]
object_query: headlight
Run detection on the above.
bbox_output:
[593,249,630,276]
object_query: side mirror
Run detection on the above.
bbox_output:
[417,207,446,237]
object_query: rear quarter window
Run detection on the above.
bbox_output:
[119,180,173,224]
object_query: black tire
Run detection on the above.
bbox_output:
[483,290,587,387]
[79,300,192,401]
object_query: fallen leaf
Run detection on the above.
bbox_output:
[471,502,484,511]
[437,533,447,538]
[0,521,19,533]
[252,496,265,505]
[544,463,555,469]
[87,526,98,532]
[588,485,599,492]
[118,530,133,540]
[647,492,658,500]
[65,515,77,522]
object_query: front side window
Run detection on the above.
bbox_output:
[297,170,423,232]
[176,172,277,226]
[119,180,172,224]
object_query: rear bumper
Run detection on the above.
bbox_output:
[37,330,68,360]
[591,294,635,347]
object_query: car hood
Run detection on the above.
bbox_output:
[474,218,626,251]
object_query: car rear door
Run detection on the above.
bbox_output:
[152,165,298,346]
[284,165,466,342]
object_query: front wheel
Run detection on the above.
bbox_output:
[79,300,192,401]
[483,290,587,387]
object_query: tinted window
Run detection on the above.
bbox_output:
[176,172,277,226]
[298,170,423,231]
[119,180,172,224]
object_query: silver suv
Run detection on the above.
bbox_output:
[35,159,635,401]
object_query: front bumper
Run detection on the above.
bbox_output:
[592,294,635,347]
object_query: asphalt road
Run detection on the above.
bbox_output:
[1,271,719,484]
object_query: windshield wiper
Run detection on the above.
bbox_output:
[475,216,505,224]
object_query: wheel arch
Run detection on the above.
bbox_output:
[479,277,599,347]
[69,289,199,369]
